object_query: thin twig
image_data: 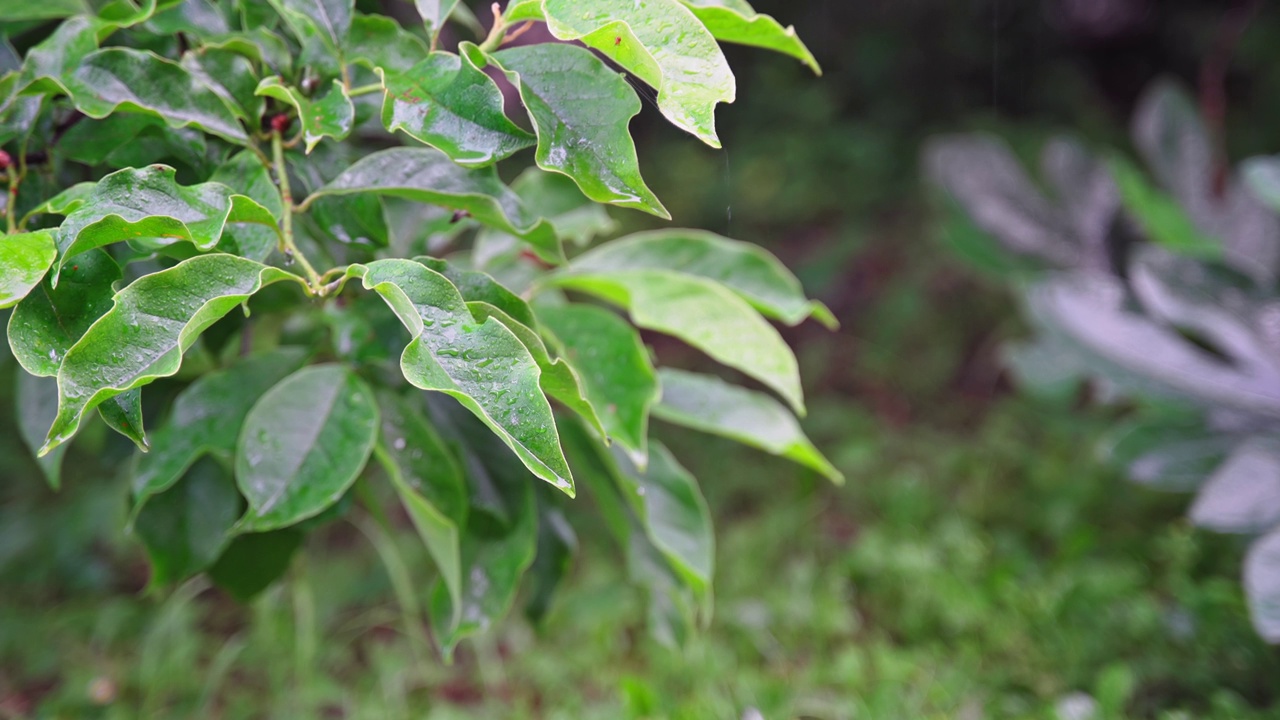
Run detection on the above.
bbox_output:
[271,131,322,292]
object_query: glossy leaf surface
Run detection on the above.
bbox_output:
[41,254,301,455]
[415,0,459,41]
[348,259,573,493]
[654,368,841,483]
[0,231,56,309]
[236,364,379,531]
[8,248,121,378]
[255,77,353,153]
[490,43,666,217]
[680,0,819,73]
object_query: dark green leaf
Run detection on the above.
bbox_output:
[525,500,576,623]
[538,303,658,460]
[654,367,841,483]
[267,0,352,55]
[208,529,303,601]
[379,47,533,167]
[547,269,804,414]
[133,349,308,512]
[489,42,666,217]
[52,165,280,282]
[65,47,249,144]
[375,391,466,618]
[235,364,379,531]
[348,259,574,493]
[211,149,285,220]
[415,0,459,42]
[346,14,431,75]
[100,389,147,450]
[133,456,241,587]
[562,229,836,327]
[17,16,99,97]
[16,371,66,489]
[0,230,56,309]
[308,146,563,263]
[680,0,819,74]
[182,47,263,124]
[8,248,120,378]
[255,77,353,153]
[41,254,303,455]
[514,0,735,148]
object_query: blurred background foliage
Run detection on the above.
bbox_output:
[7,0,1280,717]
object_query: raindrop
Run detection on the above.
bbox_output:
[393,437,407,451]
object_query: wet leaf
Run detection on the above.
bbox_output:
[512,0,735,148]
[51,164,280,283]
[0,230,56,309]
[65,47,249,144]
[267,0,352,55]
[525,500,576,623]
[538,303,658,460]
[375,391,466,619]
[346,13,430,75]
[489,42,665,217]
[562,229,835,327]
[8,248,120,378]
[680,0,819,74]
[309,146,563,263]
[415,0,459,42]
[379,47,533,167]
[654,367,841,483]
[347,259,574,494]
[40,254,303,455]
[236,364,379,531]
[134,456,242,587]
[16,371,66,489]
[133,349,309,512]
[255,77,353,153]
[547,269,804,415]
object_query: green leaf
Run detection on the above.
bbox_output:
[525,0,735,148]
[347,259,574,494]
[488,42,667,217]
[16,371,67,489]
[0,230,56,309]
[1110,156,1221,260]
[24,182,96,220]
[133,456,241,588]
[204,29,294,76]
[537,303,658,460]
[378,48,534,167]
[211,149,285,220]
[526,500,576,623]
[40,254,302,455]
[8,248,120,378]
[267,0,352,55]
[509,168,617,247]
[235,364,379,531]
[181,46,264,124]
[562,229,836,328]
[415,257,536,328]
[346,13,431,75]
[64,47,249,144]
[57,115,191,167]
[17,16,100,97]
[100,390,147,450]
[208,529,303,602]
[308,147,563,263]
[255,77,353,153]
[547,270,804,414]
[132,349,309,513]
[415,0,459,42]
[654,368,841,483]
[375,391,466,622]
[51,165,280,283]
[0,0,86,20]
[680,0,820,74]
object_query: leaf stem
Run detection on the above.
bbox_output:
[4,164,18,234]
[271,131,322,293]
[477,2,507,53]
[348,82,384,97]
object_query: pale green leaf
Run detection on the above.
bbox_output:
[134,456,241,587]
[0,230,56,309]
[255,77,353,153]
[680,0,820,74]
[346,13,431,75]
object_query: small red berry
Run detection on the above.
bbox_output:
[0,149,10,170]
[268,113,292,134]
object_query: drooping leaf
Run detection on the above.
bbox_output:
[1246,529,1280,642]
[415,0,459,42]
[133,456,242,588]
[40,254,303,455]
[207,528,303,601]
[133,349,309,512]
[347,259,574,494]
[680,0,819,74]
[488,42,666,217]
[1189,439,1280,534]
[8,248,121,378]
[235,364,379,531]
[514,0,735,148]
[379,47,533,167]
[375,391,467,620]
[538,303,658,460]
[64,47,249,144]
[16,371,67,489]
[100,389,147,450]
[0,230,56,309]
[425,397,538,659]
[308,146,562,262]
[561,229,836,327]
[51,165,280,283]
[255,77,353,153]
[654,368,841,483]
[547,269,804,414]
[346,13,431,75]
